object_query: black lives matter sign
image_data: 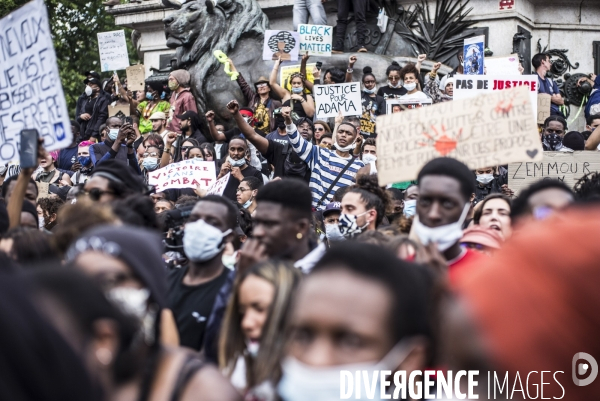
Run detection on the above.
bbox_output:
[0,0,72,162]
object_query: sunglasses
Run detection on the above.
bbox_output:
[143,152,159,158]
[181,146,193,151]
[256,83,268,88]
[388,76,400,81]
[315,127,325,131]
[81,188,115,201]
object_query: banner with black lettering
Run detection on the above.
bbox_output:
[0,0,72,163]
[314,82,362,119]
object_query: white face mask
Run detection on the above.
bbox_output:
[85,86,93,96]
[183,219,232,262]
[227,156,246,168]
[476,173,494,185]
[333,138,356,152]
[362,154,377,164]
[404,82,417,92]
[38,216,45,229]
[324,224,345,242]
[278,341,413,401]
[388,80,402,88]
[403,199,416,217]
[107,287,150,320]
[108,128,119,140]
[413,203,470,252]
[222,251,237,270]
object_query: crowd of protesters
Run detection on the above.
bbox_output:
[1,46,599,401]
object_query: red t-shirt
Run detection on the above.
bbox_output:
[448,247,483,285]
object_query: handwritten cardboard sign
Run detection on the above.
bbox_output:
[280,63,316,92]
[108,103,130,117]
[484,54,520,75]
[263,30,300,61]
[453,75,538,124]
[376,85,543,186]
[463,35,485,75]
[508,151,600,194]
[97,30,129,72]
[537,94,552,125]
[298,24,332,56]
[206,173,230,196]
[126,65,145,92]
[314,82,362,119]
[0,0,72,163]
[148,159,216,190]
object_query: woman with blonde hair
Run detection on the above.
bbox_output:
[219,259,302,398]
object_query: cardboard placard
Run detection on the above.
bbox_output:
[386,99,433,114]
[376,86,543,186]
[97,30,129,71]
[484,54,520,75]
[537,94,552,125]
[280,63,316,92]
[298,24,332,56]
[314,82,362,119]
[0,0,73,163]
[206,173,230,196]
[453,75,538,124]
[108,103,130,117]
[463,35,485,75]
[148,159,217,191]
[508,151,600,195]
[263,30,300,61]
[126,65,145,92]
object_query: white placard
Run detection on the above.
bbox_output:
[148,159,217,190]
[0,0,72,163]
[97,30,129,72]
[314,82,362,119]
[484,54,520,76]
[453,75,538,123]
[298,24,332,56]
[206,173,230,196]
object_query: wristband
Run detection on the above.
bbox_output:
[347,68,354,73]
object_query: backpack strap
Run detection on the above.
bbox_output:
[316,156,356,208]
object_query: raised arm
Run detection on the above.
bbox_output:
[415,54,426,73]
[269,58,289,100]
[346,55,357,83]
[160,132,178,168]
[299,53,314,93]
[226,100,269,155]
[282,106,316,166]
[205,110,227,142]
[230,59,256,106]
[8,138,44,228]
[585,127,600,150]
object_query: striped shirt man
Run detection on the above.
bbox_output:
[287,123,364,210]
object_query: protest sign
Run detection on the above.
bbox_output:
[453,75,538,123]
[314,82,362,119]
[298,24,332,56]
[108,103,130,117]
[263,30,300,61]
[484,54,520,75]
[463,35,485,75]
[508,151,600,195]
[126,65,145,92]
[206,173,230,196]
[376,86,543,186]
[147,158,216,191]
[280,64,316,92]
[537,94,552,124]
[386,99,432,114]
[97,30,129,72]
[0,0,72,163]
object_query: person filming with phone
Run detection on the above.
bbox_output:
[89,116,142,175]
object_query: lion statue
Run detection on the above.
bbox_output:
[162,0,449,122]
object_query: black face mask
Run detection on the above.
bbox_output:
[543,133,563,151]
[275,116,286,130]
[387,212,402,224]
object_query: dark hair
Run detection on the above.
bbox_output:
[181,138,200,147]
[404,183,418,200]
[399,63,419,81]
[2,227,57,267]
[200,142,216,158]
[71,120,81,134]
[473,194,511,224]
[332,184,351,202]
[417,158,475,202]
[317,132,332,145]
[111,195,159,230]
[387,187,404,202]
[510,179,574,219]
[237,207,253,239]
[229,135,249,150]
[342,116,360,131]
[362,66,376,82]
[197,195,239,229]
[586,113,600,126]
[313,120,331,133]
[241,176,262,191]
[144,144,163,158]
[543,115,567,131]
[295,117,314,132]
[362,137,376,152]
[563,131,585,150]
[581,130,593,141]
[386,61,401,76]
[312,242,433,346]
[37,196,64,221]
[174,194,199,209]
[574,172,600,202]
[325,67,346,84]
[143,133,164,150]
[255,178,312,219]
[531,53,548,70]
[346,174,390,227]
[1,175,38,199]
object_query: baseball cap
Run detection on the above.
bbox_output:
[240,107,254,117]
[85,71,101,80]
[175,111,196,120]
[149,112,167,120]
[83,77,102,86]
[323,202,341,217]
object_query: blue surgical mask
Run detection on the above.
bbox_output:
[183,219,232,262]
[324,224,345,242]
[227,156,246,168]
[242,198,253,209]
[78,156,91,167]
[291,87,303,94]
[108,129,119,140]
[142,157,159,171]
[146,92,154,100]
[403,199,416,217]
[363,87,376,94]
[160,91,166,99]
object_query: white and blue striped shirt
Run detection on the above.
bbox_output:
[287,124,364,210]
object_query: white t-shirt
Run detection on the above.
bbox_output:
[399,91,430,101]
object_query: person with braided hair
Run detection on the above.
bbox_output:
[269,58,315,120]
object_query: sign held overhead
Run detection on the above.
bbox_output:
[97,30,130,72]
[314,82,362,119]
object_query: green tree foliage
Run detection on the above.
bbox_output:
[1,0,138,116]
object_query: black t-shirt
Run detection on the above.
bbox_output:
[84,96,97,115]
[283,95,308,120]
[376,86,408,100]
[221,164,263,202]
[264,140,310,182]
[167,266,229,351]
